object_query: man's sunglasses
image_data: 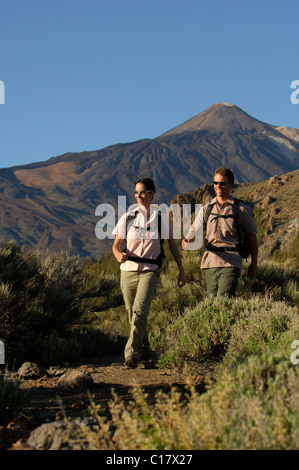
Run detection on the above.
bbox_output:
[134,190,153,196]
[213,181,228,187]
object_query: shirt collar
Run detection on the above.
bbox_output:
[212,195,234,207]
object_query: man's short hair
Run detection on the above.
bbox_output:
[214,167,235,185]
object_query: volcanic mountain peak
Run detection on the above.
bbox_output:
[160,102,269,136]
[1,102,298,258]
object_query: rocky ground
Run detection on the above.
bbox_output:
[1,356,216,450]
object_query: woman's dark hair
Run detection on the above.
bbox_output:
[135,178,156,192]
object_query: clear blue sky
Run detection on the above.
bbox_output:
[0,0,298,169]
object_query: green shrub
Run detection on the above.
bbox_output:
[190,353,299,449]
[84,353,299,450]
[272,233,299,263]
[1,239,298,370]
[35,328,126,365]
[0,373,28,425]
[158,297,239,368]
[237,258,299,304]
[253,206,267,246]
[0,240,123,366]
[158,296,298,369]
[83,254,121,280]
[82,247,298,354]
[223,298,299,367]
[290,232,299,261]
[150,250,204,321]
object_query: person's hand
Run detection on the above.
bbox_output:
[177,270,186,288]
[181,239,189,250]
[115,252,128,263]
[248,263,258,278]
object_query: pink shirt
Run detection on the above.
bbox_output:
[112,206,172,271]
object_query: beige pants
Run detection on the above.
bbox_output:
[120,269,160,361]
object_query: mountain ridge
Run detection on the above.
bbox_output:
[0,103,298,257]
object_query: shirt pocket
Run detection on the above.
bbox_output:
[221,211,237,241]
[127,225,140,240]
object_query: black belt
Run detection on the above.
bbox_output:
[127,255,162,268]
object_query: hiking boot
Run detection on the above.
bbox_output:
[140,348,151,361]
[141,349,159,361]
[124,357,138,369]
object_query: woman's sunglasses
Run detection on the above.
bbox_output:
[134,190,153,196]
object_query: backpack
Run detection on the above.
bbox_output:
[204,198,254,259]
[122,207,165,268]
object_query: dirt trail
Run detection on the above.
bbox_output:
[1,355,216,450]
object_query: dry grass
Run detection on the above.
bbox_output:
[77,353,298,450]
[1,242,298,449]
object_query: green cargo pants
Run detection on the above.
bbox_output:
[204,267,241,298]
[120,269,160,362]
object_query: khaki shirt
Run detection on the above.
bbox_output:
[187,196,257,270]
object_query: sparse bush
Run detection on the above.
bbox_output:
[82,353,299,450]
[79,248,299,353]
[35,328,126,365]
[82,254,121,281]
[253,206,267,246]
[1,237,298,449]
[158,296,298,369]
[0,240,123,366]
[147,250,205,340]
[237,258,299,304]
[158,297,240,368]
[0,373,28,425]
[223,298,299,367]
[290,232,299,261]
[272,232,299,264]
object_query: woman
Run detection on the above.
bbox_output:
[112,178,186,368]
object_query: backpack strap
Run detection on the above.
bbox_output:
[204,199,240,253]
[205,200,239,223]
[121,211,138,251]
[122,210,165,268]
[204,198,252,258]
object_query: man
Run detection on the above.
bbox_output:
[182,167,258,297]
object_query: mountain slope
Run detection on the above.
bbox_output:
[0,103,298,257]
